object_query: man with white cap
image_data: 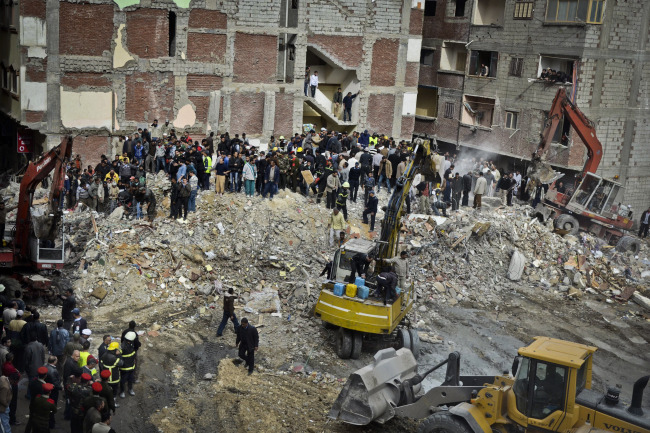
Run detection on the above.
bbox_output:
[119,332,137,398]
[80,328,92,347]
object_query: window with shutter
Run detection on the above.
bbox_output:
[444,102,455,119]
[509,58,524,77]
[514,1,534,19]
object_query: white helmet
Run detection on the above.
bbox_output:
[125,331,137,341]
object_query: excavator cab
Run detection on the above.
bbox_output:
[566,172,623,218]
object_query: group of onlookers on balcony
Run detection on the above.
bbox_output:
[539,68,572,84]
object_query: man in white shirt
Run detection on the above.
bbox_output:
[309,71,319,97]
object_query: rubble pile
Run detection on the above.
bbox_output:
[402,199,650,319]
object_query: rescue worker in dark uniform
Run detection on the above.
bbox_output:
[336,182,350,221]
[235,318,259,376]
[98,369,117,412]
[376,267,398,305]
[346,253,373,283]
[119,332,136,398]
[67,373,92,433]
[28,382,57,433]
[99,342,122,397]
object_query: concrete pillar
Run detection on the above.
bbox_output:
[207,90,221,132]
[263,91,276,136]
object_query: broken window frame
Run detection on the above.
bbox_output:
[505,111,518,129]
[462,94,495,128]
[420,49,435,66]
[509,57,524,77]
[542,110,571,145]
[468,50,498,78]
[444,102,455,119]
[514,0,534,19]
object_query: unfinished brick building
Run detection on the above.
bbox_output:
[0,0,424,169]
[414,0,650,214]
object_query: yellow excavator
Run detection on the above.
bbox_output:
[313,138,437,359]
[330,337,649,433]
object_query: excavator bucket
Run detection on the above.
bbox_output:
[329,348,421,425]
[528,159,564,185]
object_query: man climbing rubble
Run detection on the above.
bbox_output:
[217,288,239,337]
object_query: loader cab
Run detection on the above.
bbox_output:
[330,238,377,282]
[507,337,596,431]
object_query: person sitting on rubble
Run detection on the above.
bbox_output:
[376,266,398,305]
[431,193,451,217]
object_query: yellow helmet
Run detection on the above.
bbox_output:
[297,147,303,153]
[108,342,120,351]
[272,147,278,151]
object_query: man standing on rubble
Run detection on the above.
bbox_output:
[235,318,258,376]
[217,288,239,337]
[363,190,379,232]
[462,171,472,207]
[639,207,650,238]
[135,187,157,224]
[383,250,409,289]
[327,208,347,248]
[60,289,76,332]
[473,172,487,210]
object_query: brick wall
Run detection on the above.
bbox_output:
[25,111,45,123]
[21,0,45,18]
[401,116,415,138]
[370,39,399,86]
[189,96,210,122]
[233,33,277,84]
[187,33,227,63]
[366,94,395,134]
[230,93,265,135]
[410,8,423,35]
[59,3,114,56]
[126,9,169,59]
[72,135,111,167]
[188,9,227,29]
[61,72,111,89]
[125,72,175,123]
[273,92,294,137]
[186,75,223,92]
[405,63,419,87]
[307,35,363,68]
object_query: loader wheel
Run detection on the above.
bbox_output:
[350,332,362,359]
[336,328,353,359]
[616,235,641,254]
[418,411,473,433]
[408,329,421,359]
[555,214,580,235]
[397,328,412,352]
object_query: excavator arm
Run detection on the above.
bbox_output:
[530,87,603,182]
[376,139,436,262]
[15,136,73,260]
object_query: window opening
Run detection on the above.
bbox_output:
[444,102,455,118]
[168,11,176,57]
[509,57,524,77]
[505,111,518,129]
[424,0,437,16]
[455,0,466,17]
[462,95,495,127]
[469,50,498,77]
[420,49,435,66]
[514,0,534,19]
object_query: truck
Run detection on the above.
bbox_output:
[313,138,437,359]
[529,88,638,254]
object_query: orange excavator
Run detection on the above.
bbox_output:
[0,136,72,296]
[528,88,637,253]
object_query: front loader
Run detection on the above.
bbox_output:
[330,336,649,433]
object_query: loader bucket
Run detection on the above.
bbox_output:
[329,348,420,425]
[528,159,564,185]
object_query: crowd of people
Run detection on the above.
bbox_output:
[0,285,139,433]
[539,68,573,84]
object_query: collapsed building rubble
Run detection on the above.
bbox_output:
[2,174,649,431]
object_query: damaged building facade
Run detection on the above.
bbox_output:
[0,0,424,166]
[414,0,650,213]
